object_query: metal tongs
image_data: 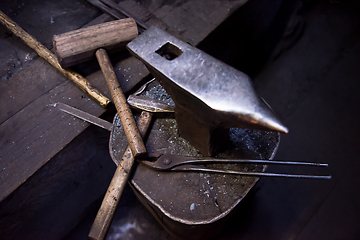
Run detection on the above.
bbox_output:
[141,153,331,179]
[54,95,331,181]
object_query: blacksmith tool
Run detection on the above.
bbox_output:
[127,26,288,156]
[0,10,110,107]
[55,95,174,124]
[55,102,113,131]
[54,103,330,180]
[127,78,174,115]
[55,99,329,240]
[53,18,146,159]
[141,153,331,179]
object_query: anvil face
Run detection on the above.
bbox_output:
[127,27,287,156]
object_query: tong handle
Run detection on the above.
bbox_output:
[173,165,331,180]
[142,154,328,171]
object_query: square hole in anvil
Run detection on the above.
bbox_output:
[156,42,183,60]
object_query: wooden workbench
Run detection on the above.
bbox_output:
[0,0,248,238]
[0,0,248,203]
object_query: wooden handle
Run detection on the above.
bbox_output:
[96,48,147,158]
[53,18,138,68]
[88,111,152,240]
[0,10,111,107]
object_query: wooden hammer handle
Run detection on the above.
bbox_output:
[0,10,110,107]
[88,111,152,240]
[96,48,147,158]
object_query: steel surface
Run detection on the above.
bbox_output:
[127,27,288,155]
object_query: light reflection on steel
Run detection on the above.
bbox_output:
[127,27,288,156]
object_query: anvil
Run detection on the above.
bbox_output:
[127,27,288,156]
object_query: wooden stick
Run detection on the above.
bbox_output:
[96,48,147,159]
[0,10,111,107]
[88,111,152,240]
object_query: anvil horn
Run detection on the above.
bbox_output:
[127,27,288,156]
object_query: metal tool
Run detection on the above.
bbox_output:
[55,101,329,240]
[141,153,331,179]
[0,10,110,107]
[127,95,174,114]
[109,112,329,239]
[55,103,330,180]
[133,78,156,95]
[127,27,288,156]
[54,96,174,129]
[54,102,113,131]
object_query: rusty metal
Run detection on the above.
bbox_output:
[89,111,153,240]
[127,27,289,156]
[141,154,331,179]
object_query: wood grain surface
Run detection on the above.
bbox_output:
[0,0,249,203]
[53,18,138,68]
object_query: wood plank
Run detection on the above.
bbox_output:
[0,59,64,125]
[0,57,149,203]
[0,72,103,202]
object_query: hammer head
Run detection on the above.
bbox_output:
[53,19,138,68]
[127,27,288,156]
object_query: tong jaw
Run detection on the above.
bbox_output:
[127,27,288,156]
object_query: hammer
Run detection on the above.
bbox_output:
[53,18,147,159]
[54,19,150,240]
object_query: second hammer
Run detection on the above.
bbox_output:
[53,19,147,158]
